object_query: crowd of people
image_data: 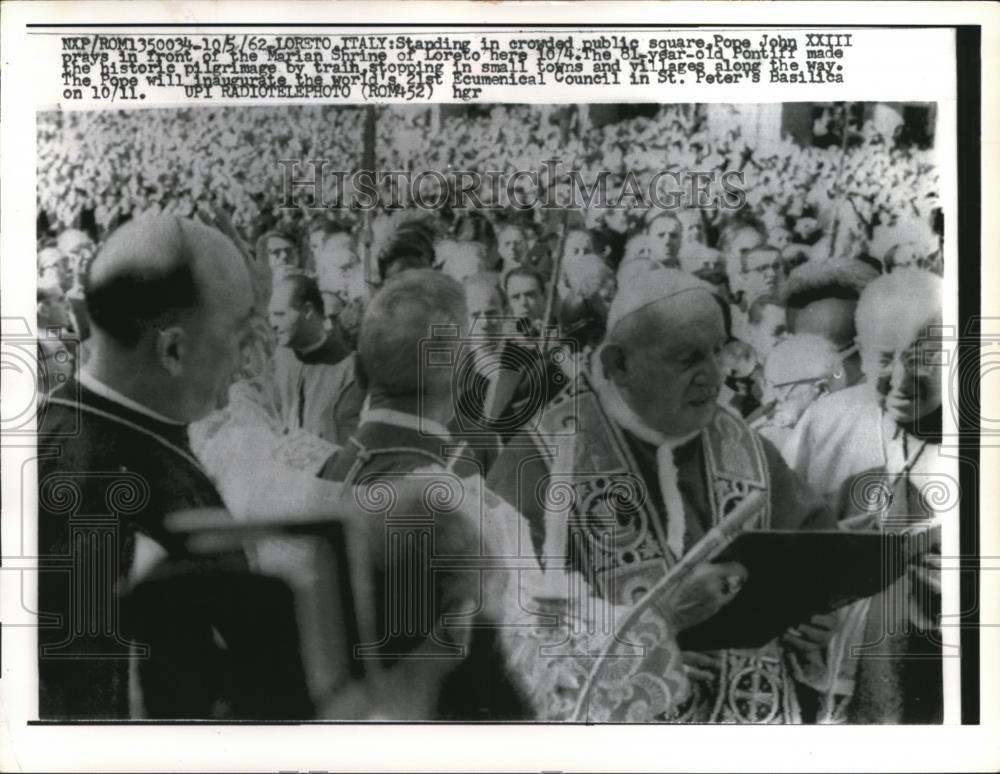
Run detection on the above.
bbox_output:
[36,101,948,724]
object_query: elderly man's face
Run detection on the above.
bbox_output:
[610,294,726,436]
[864,322,944,423]
[647,215,683,267]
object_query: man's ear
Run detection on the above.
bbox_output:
[156,325,186,377]
[599,343,628,386]
[814,379,831,397]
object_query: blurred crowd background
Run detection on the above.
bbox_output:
[36,100,943,433]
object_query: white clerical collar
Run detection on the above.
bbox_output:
[360,405,453,440]
[79,370,186,427]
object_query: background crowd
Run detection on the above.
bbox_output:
[37,101,944,434]
[35,101,948,723]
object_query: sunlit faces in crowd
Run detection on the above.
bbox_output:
[503,267,546,323]
[644,212,683,268]
[740,245,785,300]
[746,293,789,361]
[496,224,528,269]
[719,223,765,301]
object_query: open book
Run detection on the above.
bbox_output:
[672,509,940,651]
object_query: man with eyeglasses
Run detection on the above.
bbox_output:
[782,269,946,724]
[740,244,786,301]
[750,333,849,449]
[783,257,880,388]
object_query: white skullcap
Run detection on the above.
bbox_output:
[606,267,718,334]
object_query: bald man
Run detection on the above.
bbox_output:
[782,269,946,724]
[36,215,276,719]
[488,269,836,723]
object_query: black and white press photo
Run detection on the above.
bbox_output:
[2,5,996,773]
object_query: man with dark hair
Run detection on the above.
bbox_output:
[268,273,360,445]
[377,219,437,281]
[783,257,880,387]
[503,264,546,328]
[36,215,291,719]
[644,210,684,268]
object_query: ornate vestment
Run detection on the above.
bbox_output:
[488,370,833,723]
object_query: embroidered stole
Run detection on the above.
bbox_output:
[531,375,801,723]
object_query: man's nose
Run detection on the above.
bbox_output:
[698,353,724,388]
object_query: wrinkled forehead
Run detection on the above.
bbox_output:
[864,316,943,355]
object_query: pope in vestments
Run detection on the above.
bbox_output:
[488,268,836,723]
